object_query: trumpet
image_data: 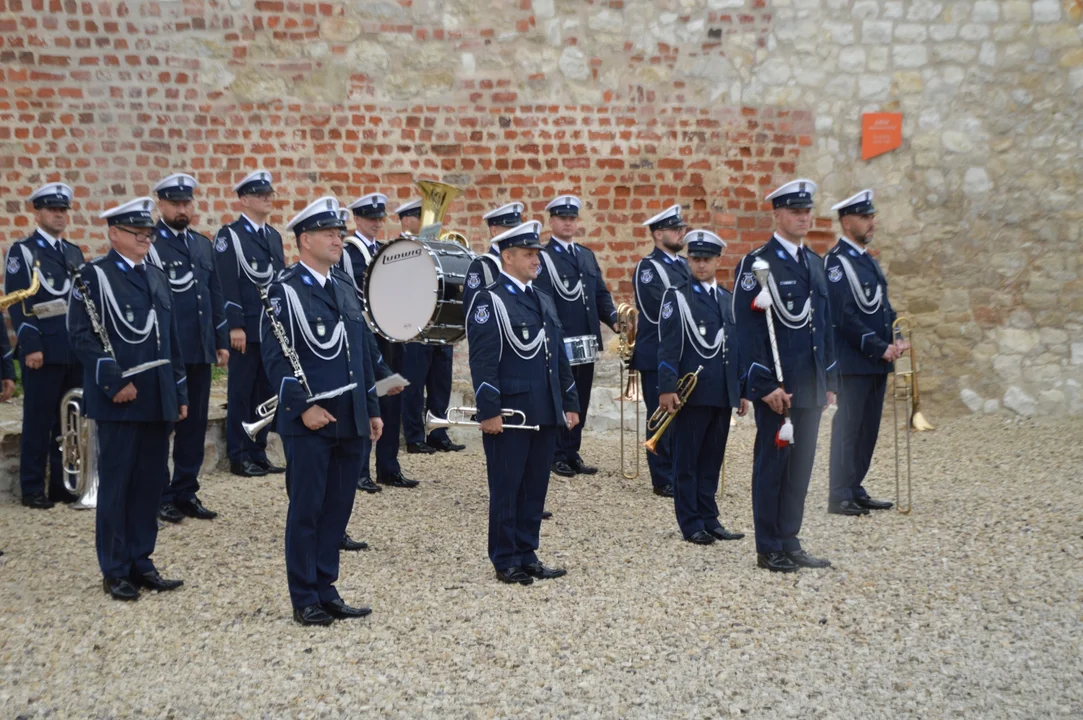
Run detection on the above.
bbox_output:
[426,407,540,432]
[242,396,280,442]
[616,302,640,479]
[643,365,702,454]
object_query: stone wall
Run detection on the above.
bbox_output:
[1,0,1081,416]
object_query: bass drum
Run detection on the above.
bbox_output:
[363,237,475,344]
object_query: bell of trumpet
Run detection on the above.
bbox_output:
[242,396,279,441]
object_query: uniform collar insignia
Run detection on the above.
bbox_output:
[504,283,517,294]
[302,274,313,286]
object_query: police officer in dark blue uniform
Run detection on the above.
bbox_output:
[533,195,619,478]
[5,182,85,509]
[657,229,747,544]
[338,194,387,494]
[215,170,286,478]
[462,202,524,317]
[825,190,903,516]
[148,173,231,524]
[467,221,580,586]
[632,204,691,498]
[733,179,839,573]
[0,315,15,402]
[399,198,465,455]
[262,196,382,626]
[342,192,421,489]
[67,197,189,600]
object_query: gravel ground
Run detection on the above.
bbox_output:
[1,413,1081,719]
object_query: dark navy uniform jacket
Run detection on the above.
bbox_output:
[214,217,286,340]
[4,229,85,364]
[825,239,896,375]
[149,220,229,365]
[463,248,501,313]
[732,236,839,408]
[657,281,741,408]
[261,264,380,438]
[1,316,14,380]
[631,248,691,372]
[67,250,188,422]
[467,275,579,426]
[534,239,618,344]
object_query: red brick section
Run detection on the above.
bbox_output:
[0,0,822,302]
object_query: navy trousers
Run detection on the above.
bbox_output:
[226,341,271,464]
[400,343,453,445]
[162,363,212,505]
[19,362,81,500]
[283,433,361,609]
[96,421,171,579]
[829,374,887,504]
[639,370,674,490]
[672,405,731,538]
[482,426,557,571]
[751,404,823,554]
[367,338,402,477]
[554,362,592,464]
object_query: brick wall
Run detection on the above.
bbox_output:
[0,0,803,300]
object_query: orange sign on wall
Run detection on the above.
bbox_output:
[862,113,903,160]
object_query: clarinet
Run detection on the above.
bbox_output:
[69,262,115,360]
[258,285,312,398]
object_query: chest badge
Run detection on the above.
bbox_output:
[699,323,706,336]
[316,318,326,337]
[169,266,177,280]
[786,300,794,311]
[521,323,530,340]
[125,306,135,323]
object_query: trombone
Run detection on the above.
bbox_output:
[891,316,929,514]
[616,302,640,479]
[643,365,702,454]
[426,407,540,432]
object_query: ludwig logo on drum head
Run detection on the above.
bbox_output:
[381,247,424,265]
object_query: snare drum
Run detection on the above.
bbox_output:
[363,237,475,344]
[563,334,599,366]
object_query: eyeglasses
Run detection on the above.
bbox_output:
[250,192,276,200]
[119,227,154,241]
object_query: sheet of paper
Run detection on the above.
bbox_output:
[375,373,410,397]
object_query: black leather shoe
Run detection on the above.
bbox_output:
[855,496,894,511]
[293,604,334,626]
[322,598,372,619]
[254,459,285,474]
[522,562,567,580]
[541,510,553,520]
[177,497,217,520]
[706,525,745,541]
[377,471,420,488]
[551,461,577,477]
[357,476,382,493]
[495,567,534,585]
[130,569,184,591]
[158,503,185,524]
[757,552,799,573]
[230,460,267,477]
[828,500,870,516]
[103,577,140,601]
[571,456,598,475]
[787,550,831,569]
[653,485,674,498]
[21,493,55,510]
[406,442,437,454]
[341,534,369,552]
[428,436,466,452]
[686,530,716,545]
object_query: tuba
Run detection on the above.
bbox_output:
[616,303,640,479]
[414,180,470,247]
[58,387,98,509]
